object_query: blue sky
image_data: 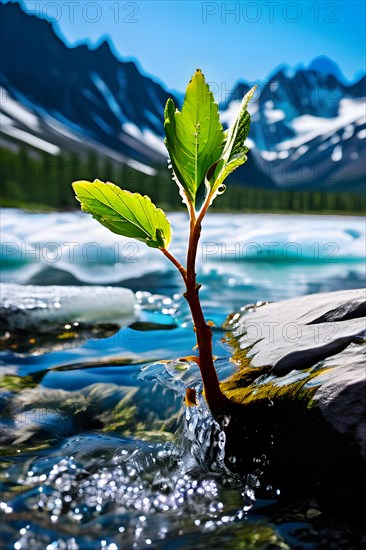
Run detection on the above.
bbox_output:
[8,0,366,91]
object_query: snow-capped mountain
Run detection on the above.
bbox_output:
[223,61,366,190]
[0,1,365,190]
[0,1,177,175]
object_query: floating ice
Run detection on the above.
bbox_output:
[0,283,136,330]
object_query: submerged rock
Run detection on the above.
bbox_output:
[0,380,181,452]
[222,289,366,497]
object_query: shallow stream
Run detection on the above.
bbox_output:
[1,210,365,549]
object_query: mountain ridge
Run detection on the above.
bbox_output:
[0,0,365,191]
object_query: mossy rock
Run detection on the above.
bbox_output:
[221,289,366,497]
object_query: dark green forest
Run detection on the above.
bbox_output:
[1,146,365,214]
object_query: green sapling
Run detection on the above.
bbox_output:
[72,70,255,417]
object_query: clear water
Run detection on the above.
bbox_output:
[1,210,365,549]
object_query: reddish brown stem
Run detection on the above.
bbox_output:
[160,248,187,283]
[185,212,232,417]
[160,209,232,418]
[184,283,231,416]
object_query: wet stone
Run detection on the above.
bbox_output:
[222,288,366,497]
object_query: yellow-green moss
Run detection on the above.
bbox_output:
[220,331,332,409]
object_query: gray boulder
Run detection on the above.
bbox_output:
[222,289,366,496]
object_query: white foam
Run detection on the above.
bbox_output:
[1,211,365,288]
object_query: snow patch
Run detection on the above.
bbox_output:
[126,159,156,177]
[43,115,83,142]
[0,113,13,126]
[331,145,342,162]
[143,129,167,156]
[261,150,278,161]
[263,101,285,123]
[1,126,60,155]
[278,99,366,151]
[91,73,125,123]
[292,145,309,160]
[122,123,167,156]
[220,99,258,127]
[265,109,285,123]
[342,125,354,140]
[260,148,291,161]
[0,88,40,130]
[123,122,141,139]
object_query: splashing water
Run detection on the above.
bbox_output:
[2,359,266,550]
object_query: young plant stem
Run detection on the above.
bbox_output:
[184,279,232,417]
[186,215,232,417]
[161,248,187,282]
[161,208,232,419]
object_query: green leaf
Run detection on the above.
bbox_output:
[223,85,256,164]
[72,179,172,249]
[164,69,225,207]
[207,85,256,203]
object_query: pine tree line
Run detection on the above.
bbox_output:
[1,146,365,214]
